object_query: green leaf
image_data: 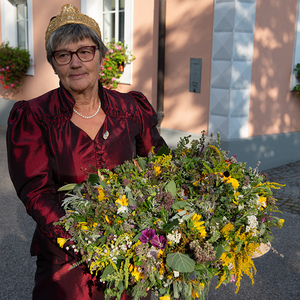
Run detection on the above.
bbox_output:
[101,263,115,279]
[172,201,188,210]
[163,219,179,231]
[133,232,142,242]
[58,183,77,192]
[117,281,124,292]
[166,252,195,272]
[173,281,179,299]
[159,287,167,295]
[156,144,170,156]
[165,180,177,197]
[181,212,194,221]
[88,173,100,185]
[74,216,87,223]
[259,223,266,236]
[136,157,147,170]
[125,186,134,204]
[215,245,225,260]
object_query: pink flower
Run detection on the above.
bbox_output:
[150,235,167,249]
[109,49,113,53]
[111,77,116,81]
[10,83,15,88]
[140,229,155,243]
[229,275,236,283]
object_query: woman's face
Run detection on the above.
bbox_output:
[52,37,101,95]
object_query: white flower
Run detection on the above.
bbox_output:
[247,215,258,229]
[117,206,128,214]
[173,271,180,277]
[120,245,127,251]
[167,229,181,243]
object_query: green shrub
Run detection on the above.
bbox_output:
[99,39,135,90]
[0,42,30,89]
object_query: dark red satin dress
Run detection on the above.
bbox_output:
[6,81,166,300]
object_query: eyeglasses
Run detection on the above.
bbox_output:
[52,45,99,65]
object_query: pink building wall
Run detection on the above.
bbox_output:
[250,0,300,136]
[162,0,214,134]
[118,0,159,110]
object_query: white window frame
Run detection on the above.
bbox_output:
[0,0,34,75]
[292,0,300,89]
[81,0,133,85]
[16,3,28,50]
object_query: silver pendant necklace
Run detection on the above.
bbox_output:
[73,101,101,119]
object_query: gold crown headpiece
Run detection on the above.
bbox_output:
[45,4,102,47]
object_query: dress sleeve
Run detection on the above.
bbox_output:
[129,91,167,156]
[6,101,71,244]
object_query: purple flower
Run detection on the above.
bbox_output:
[150,235,167,249]
[140,229,155,243]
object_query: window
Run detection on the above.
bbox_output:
[102,0,125,44]
[16,2,28,49]
[292,0,300,89]
[81,0,133,84]
[1,0,34,75]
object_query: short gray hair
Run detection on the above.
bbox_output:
[46,23,107,68]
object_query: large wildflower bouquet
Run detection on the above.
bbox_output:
[56,133,284,300]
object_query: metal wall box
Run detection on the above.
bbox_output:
[189,58,202,93]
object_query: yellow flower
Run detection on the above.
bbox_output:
[57,238,66,248]
[227,177,239,190]
[191,280,205,298]
[98,187,107,201]
[77,222,88,230]
[159,295,171,300]
[115,195,129,206]
[154,153,172,167]
[217,241,258,293]
[208,144,221,156]
[221,222,235,235]
[258,196,267,208]
[278,219,285,229]
[154,166,162,175]
[130,265,143,282]
[105,215,111,224]
[191,213,207,237]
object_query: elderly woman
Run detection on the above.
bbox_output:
[6,4,166,300]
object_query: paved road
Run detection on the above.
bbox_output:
[0,127,299,299]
